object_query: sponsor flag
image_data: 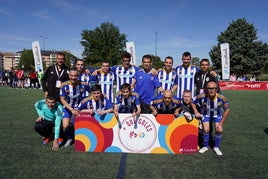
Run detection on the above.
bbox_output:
[126,41,136,65]
[220,43,230,80]
[32,41,43,73]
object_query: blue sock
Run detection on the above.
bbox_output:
[214,132,222,148]
[203,132,209,147]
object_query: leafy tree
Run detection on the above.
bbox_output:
[18,49,34,70]
[191,57,200,66]
[138,55,164,70]
[209,18,268,76]
[62,51,76,68]
[80,22,127,66]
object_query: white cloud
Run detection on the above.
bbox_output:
[0,33,31,42]
[49,0,109,21]
[0,8,13,16]
[31,10,52,20]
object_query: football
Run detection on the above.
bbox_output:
[183,112,193,121]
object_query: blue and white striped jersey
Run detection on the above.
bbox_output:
[97,71,115,103]
[194,93,229,118]
[111,65,140,92]
[174,65,200,98]
[60,81,89,109]
[158,69,177,93]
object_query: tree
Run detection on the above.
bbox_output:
[80,22,127,66]
[18,49,35,70]
[191,57,200,66]
[209,18,268,76]
[138,55,164,70]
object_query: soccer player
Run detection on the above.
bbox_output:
[34,96,63,151]
[94,61,116,103]
[193,81,230,155]
[110,51,140,92]
[131,54,164,113]
[114,83,141,118]
[91,51,140,93]
[60,67,90,147]
[179,90,194,114]
[150,90,181,116]
[158,56,177,93]
[75,59,94,99]
[41,52,69,102]
[194,58,220,95]
[78,84,113,116]
[172,51,200,99]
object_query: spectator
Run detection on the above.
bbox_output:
[29,70,38,88]
[229,73,236,81]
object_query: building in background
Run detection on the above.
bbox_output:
[0,50,75,70]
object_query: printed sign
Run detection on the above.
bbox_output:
[75,113,199,154]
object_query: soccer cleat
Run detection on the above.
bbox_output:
[199,146,208,154]
[64,139,73,147]
[213,147,223,156]
[57,138,64,145]
[42,137,52,145]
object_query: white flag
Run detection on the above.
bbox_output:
[126,41,136,65]
[32,41,43,73]
[220,43,230,80]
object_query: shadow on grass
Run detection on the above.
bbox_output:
[264,128,268,134]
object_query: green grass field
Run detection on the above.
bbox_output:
[0,86,267,178]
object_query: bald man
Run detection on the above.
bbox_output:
[150,90,181,116]
[193,81,230,156]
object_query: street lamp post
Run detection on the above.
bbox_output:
[155,32,158,57]
[39,35,48,51]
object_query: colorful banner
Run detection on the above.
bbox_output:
[32,41,43,73]
[220,43,230,80]
[126,41,136,65]
[75,113,199,154]
[219,81,268,90]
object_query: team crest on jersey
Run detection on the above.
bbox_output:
[151,76,154,80]
[118,115,157,152]
[206,77,210,81]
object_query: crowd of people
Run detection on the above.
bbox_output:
[32,51,230,155]
[230,73,256,82]
[0,68,42,89]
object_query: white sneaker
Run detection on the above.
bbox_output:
[213,147,223,156]
[64,139,73,147]
[199,147,208,153]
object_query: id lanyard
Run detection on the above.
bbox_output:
[55,65,64,88]
[55,65,64,80]
[200,72,208,93]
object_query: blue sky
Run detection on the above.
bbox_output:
[0,0,267,66]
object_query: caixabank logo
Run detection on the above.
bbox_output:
[118,115,157,152]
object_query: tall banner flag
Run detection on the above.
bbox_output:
[126,41,136,65]
[32,41,43,73]
[220,43,230,80]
